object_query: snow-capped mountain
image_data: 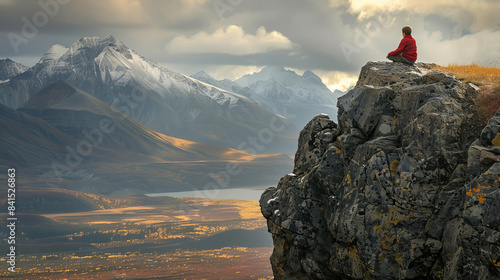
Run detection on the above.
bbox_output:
[195,67,344,128]
[235,66,341,105]
[191,71,250,97]
[0,58,28,81]
[0,36,296,154]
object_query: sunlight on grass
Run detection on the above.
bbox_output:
[238,200,265,220]
[433,64,500,85]
[433,64,500,122]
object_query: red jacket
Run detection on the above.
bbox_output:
[389,35,417,62]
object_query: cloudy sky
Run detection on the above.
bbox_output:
[1,0,499,91]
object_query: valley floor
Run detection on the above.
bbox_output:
[10,247,273,280]
[0,197,274,279]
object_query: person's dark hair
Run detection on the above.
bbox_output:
[402,26,412,36]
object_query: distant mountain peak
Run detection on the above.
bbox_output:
[40,44,68,64]
[78,35,123,46]
[67,35,128,56]
[192,70,214,80]
[234,66,329,92]
[228,65,341,127]
[0,58,28,80]
[302,69,317,78]
[302,69,323,85]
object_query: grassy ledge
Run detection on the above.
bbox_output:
[433,64,500,123]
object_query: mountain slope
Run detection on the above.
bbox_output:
[191,71,250,97]
[0,58,28,81]
[0,102,74,167]
[1,81,292,194]
[0,36,296,154]
[20,80,254,161]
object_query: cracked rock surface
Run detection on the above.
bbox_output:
[260,61,500,279]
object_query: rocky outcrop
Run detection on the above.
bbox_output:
[260,61,500,279]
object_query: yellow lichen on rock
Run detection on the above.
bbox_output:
[390,160,399,172]
[492,133,500,146]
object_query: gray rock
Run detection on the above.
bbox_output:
[338,85,396,137]
[261,61,500,279]
[293,114,339,175]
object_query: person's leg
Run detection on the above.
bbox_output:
[387,54,406,63]
[401,56,415,66]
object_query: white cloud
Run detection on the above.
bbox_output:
[288,67,358,92]
[419,29,500,65]
[165,25,295,55]
[315,70,358,92]
[279,67,356,92]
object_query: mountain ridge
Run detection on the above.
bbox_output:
[0,58,28,81]
[0,36,297,154]
[191,67,344,129]
[19,80,279,161]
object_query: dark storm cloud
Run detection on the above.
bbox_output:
[0,1,47,32]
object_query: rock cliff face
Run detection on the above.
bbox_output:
[260,61,500,279]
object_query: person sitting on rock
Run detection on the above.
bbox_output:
[386,26,417,66]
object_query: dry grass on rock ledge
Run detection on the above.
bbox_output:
[434,63,500,123]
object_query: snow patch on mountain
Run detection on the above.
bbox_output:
[0,59,28,80]
[194,66,344,127]
[234,66,338,104]
[0,36,298,154]
[40,44,68,64]
[29,36,249,108]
